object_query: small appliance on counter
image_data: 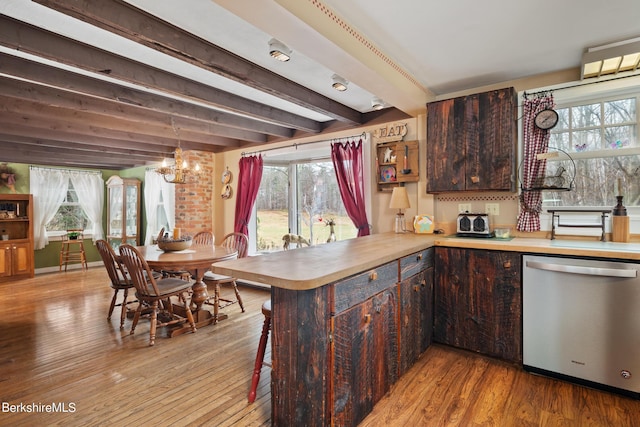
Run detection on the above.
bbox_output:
[456,212,494,237]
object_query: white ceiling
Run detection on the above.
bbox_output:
[6,0,640,117]
[1,0,639,169]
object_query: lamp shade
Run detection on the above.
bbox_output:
[389,186,410,210]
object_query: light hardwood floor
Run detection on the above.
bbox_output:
[1,267,639,426]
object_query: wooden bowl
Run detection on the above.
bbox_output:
[157,238,193,252]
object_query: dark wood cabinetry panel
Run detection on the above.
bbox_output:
[333,287,399,427]
[399,267,434,375]
[427,87,517,193]
[434,247,522,363]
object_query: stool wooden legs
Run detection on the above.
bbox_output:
[248,309,271,403]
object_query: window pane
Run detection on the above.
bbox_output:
[296,162,357,245]
[604,98,635,124]
[572,103,601,128]
[255,160,357,253]
[605,125,636,148]
[46,180,89,231]
[256,165,289,252]
[572,129,601,152]
[549,132,570,152]
[543,155,640,207]
[554,107,570,131]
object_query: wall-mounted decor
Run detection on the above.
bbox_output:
[221,166,233,199]
[0,163,17,193]
[373,122,408,143]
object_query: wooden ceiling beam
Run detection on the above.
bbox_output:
[0,141,147,169]
[0,133,167,161]
[0,110,238,153]
[0,77,268,144]
[0,54,294,139]
[0,99,243,149]
[0,124,174,156]
[32,0,363,125]
[0,15,323,133]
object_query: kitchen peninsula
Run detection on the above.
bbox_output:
[212,232,640,426]
[213,233,436,426]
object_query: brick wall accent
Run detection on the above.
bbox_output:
[174,150,214,236]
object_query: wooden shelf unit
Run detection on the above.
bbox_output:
[0,194,34,281]
[376,140,419,191]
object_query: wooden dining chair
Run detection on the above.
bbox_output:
[193,231,214,246]
[97,240,162,329]
[119,244,196,346]
[203,232,247,320]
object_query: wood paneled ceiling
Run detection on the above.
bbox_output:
[0,0,409,170]
[2,0,639,170]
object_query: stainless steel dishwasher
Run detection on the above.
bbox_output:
[523,254,640,399]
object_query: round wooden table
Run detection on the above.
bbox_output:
[136,243,237,313]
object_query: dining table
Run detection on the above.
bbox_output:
[136,243,238,336]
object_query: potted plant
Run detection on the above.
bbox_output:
[67,231,81,240]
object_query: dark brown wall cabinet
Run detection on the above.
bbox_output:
[434,247,522,363]
[426,87,517,193]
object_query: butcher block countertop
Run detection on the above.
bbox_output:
[212,232,640,291]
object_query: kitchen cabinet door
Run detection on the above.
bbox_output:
[332,287,399,427]
[434,247,522,363]
[426,87,516,193]
[399,267,434,375]
[426,96,466,192]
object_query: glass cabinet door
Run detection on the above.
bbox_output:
[106,176,140,248]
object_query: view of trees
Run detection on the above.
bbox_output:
[255,161,356,252]
[543,97,639,208]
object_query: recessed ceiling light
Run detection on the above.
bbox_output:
[371,97,385,110]
[268,38,291,62]
[331,74,348,91]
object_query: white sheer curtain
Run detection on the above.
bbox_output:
[30,168,69,250]
[143,169,175,244]
[161,177,175,232]
[69,170,105,241]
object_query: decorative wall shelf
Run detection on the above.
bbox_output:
[375,140,419,191]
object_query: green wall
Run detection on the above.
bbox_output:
[0,162,149,270]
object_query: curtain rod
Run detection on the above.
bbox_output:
[241,132,367,157]
[29,165,102,175]
[524,72,640,98]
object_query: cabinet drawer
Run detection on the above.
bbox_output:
[400,248,434,281]
[333,261,398,314]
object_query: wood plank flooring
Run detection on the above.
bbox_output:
[1,267,639,426]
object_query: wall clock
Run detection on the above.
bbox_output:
[534,108,559,130]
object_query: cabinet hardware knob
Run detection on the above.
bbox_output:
[471,175,480,183]
[364,314,371,324]
[416,254,423,261]
[421,279,427,287]
[503,261,511,269]
[414,285,419,292]
[369,271,378,281]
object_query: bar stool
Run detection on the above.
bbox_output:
[248,300,271,403]
[59,229,88,271]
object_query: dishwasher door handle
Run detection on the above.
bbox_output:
[525,260,638,278]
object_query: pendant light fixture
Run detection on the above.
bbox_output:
[155,118,201,184]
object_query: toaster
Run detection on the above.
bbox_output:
[456,213,492,237]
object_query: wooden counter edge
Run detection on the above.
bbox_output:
[213,234,640,291]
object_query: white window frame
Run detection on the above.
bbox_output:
[46,178,94,240]
[248,138,372,254]
[524,75,640,234]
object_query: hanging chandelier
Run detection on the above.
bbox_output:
[155,119,201,184]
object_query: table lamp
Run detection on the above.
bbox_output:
[389,186,410,233]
